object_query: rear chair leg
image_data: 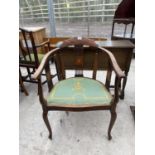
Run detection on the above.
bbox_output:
[108,110,117,140]
[43,111,52,139]
[120,75,127,99]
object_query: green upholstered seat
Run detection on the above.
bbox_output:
[25,53,44,63]
[47,77,113,107]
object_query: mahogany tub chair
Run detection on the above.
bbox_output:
[32,37,125,140]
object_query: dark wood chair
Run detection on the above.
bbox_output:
[32,37,125,140]
[111,18,135,44]
[19,27,55,91]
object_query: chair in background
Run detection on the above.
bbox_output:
[19,27,55,91]
[111,18,135,99]
[111,18,135,44]
[111,0,135,116]
[32,37,125,140]
[111,0,135,43]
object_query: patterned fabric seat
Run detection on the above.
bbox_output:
[47,77,112,107]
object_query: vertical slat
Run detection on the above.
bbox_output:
[29,31,39,67]
[45,62,53,92]
[54,54,61,81]
[92,52,98,79]
[111,21,115,39]
[19,40,27,61]
[57,51,65,80]
[105,61,112,90]
[38,76,46,105]
[22,30,32,62]
[124,24,127,37]
[74,45,84,77]
[130,22,135,38]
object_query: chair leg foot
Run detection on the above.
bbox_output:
[43,111,52,140]
[120,92,124,99]
[48,134,52,140]
[108,134,112,140]
[108,110,117,140]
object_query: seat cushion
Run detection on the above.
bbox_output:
[25,53,44,63]
[47,77,113,107]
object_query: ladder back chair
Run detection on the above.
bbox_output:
[111,18,135,44]
[32,37,125,140]
[19,27,54,91]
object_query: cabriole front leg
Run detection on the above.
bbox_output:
[108,110,117,140]
[43,111,52,139]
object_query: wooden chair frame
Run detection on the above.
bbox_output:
[32,37,125,140]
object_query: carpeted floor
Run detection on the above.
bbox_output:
[19,59,135,155]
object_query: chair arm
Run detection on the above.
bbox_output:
[35,39,50,48]
[99,47,125,79]
[32,48,59,79]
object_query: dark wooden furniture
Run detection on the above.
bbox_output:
[19,27,55,91]
[32,37,125,140]
[111,0,135,43]
[111,0,135,113]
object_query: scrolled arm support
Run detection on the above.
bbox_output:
[32,48,60,80]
